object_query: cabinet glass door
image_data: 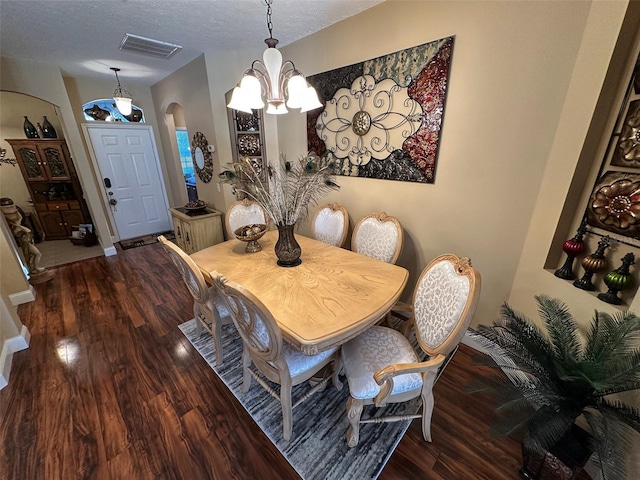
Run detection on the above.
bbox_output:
[41,146,71,180]
[18,147,46,180]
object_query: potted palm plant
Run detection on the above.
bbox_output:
[469,295,640,480]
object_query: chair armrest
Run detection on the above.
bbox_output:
[372,354,445,406]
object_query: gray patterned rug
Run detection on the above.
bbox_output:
[179,318,420,480]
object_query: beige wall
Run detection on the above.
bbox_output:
[0,57,113,250]
[151,54,225,212]
[275,0,617,328]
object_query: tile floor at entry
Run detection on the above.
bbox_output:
[36,239,104,268]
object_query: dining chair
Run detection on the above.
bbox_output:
[311,203,349,247]
[341,253,481,447]
[158,235,232,366]
[209,272,342,441]
[225,199,269,239]
[351,212,403,264]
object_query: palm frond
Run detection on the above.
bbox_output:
[596,399,640,434]
[585,310,640,361]
[583,408,635,480]
[535,295,581,364]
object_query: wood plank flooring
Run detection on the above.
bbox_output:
[1,242,522,479]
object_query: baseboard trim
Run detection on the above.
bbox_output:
[104,246,117,257]
[8,285,36,306]
[0,325,30,390]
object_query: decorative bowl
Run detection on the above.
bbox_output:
[234,224,267,253]
[184,199,207,211]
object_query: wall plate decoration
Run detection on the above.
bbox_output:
[307,36,454,184]
[191,131,213,183]
[586,171,640,238]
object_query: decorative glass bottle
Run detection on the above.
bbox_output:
[554,219,587,280]
[23,116,39,138]
[573,236,611,291]
[41,116,57,138]
[598,253,635,305]
[275,224,302,267]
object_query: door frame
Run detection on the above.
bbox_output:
[81,123,171,242]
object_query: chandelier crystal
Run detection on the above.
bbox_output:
[227,0,322,115]
[111,67,133,116]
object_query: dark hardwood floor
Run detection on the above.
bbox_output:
[1,242,522,479]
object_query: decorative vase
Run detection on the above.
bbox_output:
[23,116,39,138]
[598,252,635,305]
[41,116,57,138]
[554,220,587,280]
[275,224,302,267]
[573,236,611,291]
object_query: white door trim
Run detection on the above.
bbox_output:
[81,123,171,241]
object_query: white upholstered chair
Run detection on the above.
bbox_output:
[351,212,403,264]
[225,199,269,239]
[158,235,232,366]
[311,203,349,247]
[341,254,481,447]
[209,272,342,441]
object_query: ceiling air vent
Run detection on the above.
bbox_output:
[119,34,182,59]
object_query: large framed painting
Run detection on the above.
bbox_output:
[307,36,454,184]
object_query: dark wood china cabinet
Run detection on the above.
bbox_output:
[6,138,92,240]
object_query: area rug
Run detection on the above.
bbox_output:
[118,231,175,250]
[179,318,420,480]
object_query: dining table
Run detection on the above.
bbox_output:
[190,230,409,355]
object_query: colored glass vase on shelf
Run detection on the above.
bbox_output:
[573,236,611,291]
[598,253,635,305]
[23,116,39,138]
[554,220,587,280]
[41,116,57,138]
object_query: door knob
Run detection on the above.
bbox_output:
[109,198,117,206]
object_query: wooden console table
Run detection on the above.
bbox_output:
[169,207,223,254]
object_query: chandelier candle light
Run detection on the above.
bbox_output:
[227,0,322,115]
[111,67,133,116]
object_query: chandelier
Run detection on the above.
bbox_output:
[111,67,133,115]
[227,0,322,115]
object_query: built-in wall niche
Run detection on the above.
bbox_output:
[549,41,640,308]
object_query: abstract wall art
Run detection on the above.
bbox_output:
[307,36,454,184]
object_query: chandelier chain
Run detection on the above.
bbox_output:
[265,0,274,39]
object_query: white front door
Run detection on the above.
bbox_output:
[84,124,171,240]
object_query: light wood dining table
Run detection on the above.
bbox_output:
[190,230,409,355]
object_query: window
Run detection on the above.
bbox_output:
[81,99,145,123]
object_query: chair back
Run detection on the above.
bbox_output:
[210,273,283,365]
[351,212,403,264]
[159,235,210,304]
[225,199,268,239]
[412,254,481,358]
[311,203,348,247]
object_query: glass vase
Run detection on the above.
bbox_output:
[275,224,302,267]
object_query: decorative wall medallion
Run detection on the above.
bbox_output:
[191,131,214,183]
[586,171,640,237]
[612,99,640,168]
[237,134,261,156]
[236,111,260,132]
[316,75,423,167]
[307,36,454,183]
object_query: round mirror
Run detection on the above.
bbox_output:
[194,147,205,169]
[191,131,213,183]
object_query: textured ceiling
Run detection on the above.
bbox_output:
[0,0,384,85]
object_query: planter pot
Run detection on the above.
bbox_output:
[520,425,592,480]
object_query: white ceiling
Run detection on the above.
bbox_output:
[0,0,384,85]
